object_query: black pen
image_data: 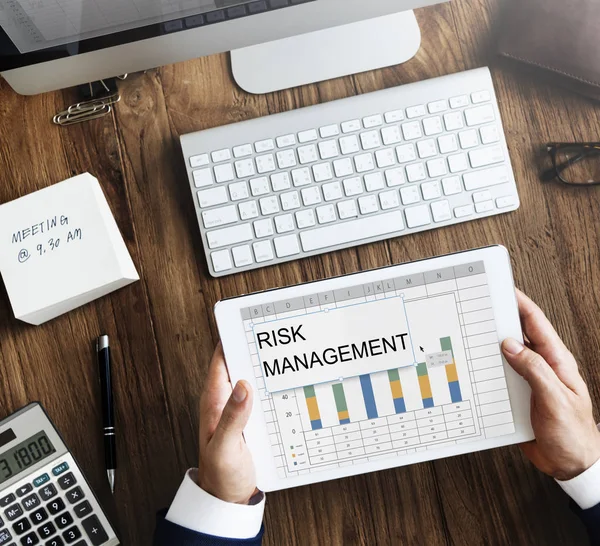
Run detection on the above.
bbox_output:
[97,335,116,494]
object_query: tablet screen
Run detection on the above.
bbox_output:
[239,259,518,480]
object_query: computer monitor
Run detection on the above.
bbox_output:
[0,0,443,96]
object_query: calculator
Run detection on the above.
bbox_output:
[0,403,119,546]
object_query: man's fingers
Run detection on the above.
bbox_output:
[502,338,561,398]
[212,380,253,449]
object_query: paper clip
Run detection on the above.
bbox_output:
[53,79,122,126]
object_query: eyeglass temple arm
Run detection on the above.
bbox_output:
[541,148,599,182]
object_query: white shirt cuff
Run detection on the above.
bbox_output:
[165,469,265,539]
[556,424,600,510]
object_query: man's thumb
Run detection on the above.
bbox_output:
[501,338,558,396]
[213,381,253,442]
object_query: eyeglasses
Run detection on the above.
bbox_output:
[541,143,600,186]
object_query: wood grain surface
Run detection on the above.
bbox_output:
[1,0,600,544]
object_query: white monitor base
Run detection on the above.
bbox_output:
[231,11,421,95]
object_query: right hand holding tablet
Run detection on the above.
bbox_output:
[502,290,600,481]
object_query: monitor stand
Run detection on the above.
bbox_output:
[231,11,421,95]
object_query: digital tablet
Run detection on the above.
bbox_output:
[215,246,534,492]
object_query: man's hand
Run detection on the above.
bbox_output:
[502,290,600,481]
[197,343,258,504]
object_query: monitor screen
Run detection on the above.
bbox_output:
[0,0,314,71]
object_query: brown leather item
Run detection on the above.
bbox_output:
[497,0,600,100]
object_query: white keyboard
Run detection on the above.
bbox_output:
[181,67,519,277]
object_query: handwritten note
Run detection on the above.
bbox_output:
[0,173,139,325]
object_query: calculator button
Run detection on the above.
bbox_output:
[15,487,32,499]
[51,464,69,478]
[46,501,64,517]
[0,528,12,545]
[38,487,57,503]
[5,505,23,521]
[72,503,91,520]
[61,527,81,544]
[13,518,31,535]
[21,495,40,512]
[45,538,64,546]
[0,495,15,508]
[54,514,72,530]
[81,516,108,546]
[57,475,76,491]
[37,524,55,540]
[64,490,83,506]
[20,532,38,545]
[32,475,50,488]
[29,509,47,525]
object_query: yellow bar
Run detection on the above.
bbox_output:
[390,380,404,399]
[306,397,321,421]
[418,375,433,399]
[446,363,459,383]
[338,410,350,421]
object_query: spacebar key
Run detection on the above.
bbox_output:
[300,211,405,252]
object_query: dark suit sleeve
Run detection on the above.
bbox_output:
[572,502,600,545]
[154,510,264,546]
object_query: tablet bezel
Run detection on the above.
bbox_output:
[214,246,533,491]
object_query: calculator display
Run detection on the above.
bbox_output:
[0,431,56,485]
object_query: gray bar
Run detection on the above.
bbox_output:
[382,279,395,293]
[334,285,365,303]
[373,280,385,295]
[248,305,263,319]
[424,267,456,285]
[274,297,305,314]
[262,302,276,316]
[454,261,486,278]
[241,308,251,320]
[394,273,425,289]
[363,283,375,297]
[318,291,335,305]
[303,294,320,308]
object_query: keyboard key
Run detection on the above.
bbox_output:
[448,153,468,173]
[431,200,452,222]
[211,149,231,163]
[207,224,253,249]
[297,145,319,164]
[193,168,213,188]
[319,124,339,138]
[250,177,270,196]
[417,139,437,159]
[0,528,11,545]
[62,526,81,544]
[465,104,495,126]
[421,181,442,201]
[55,513,73,530]
[480,124,500,144]
[384,110,405,123]
[254,218,274,238]
[358,195,379,215]
[46,500,65,516]
[300,211,404,252]
[333,158,354,178]
[202,205,238,229]
[274,214,295,234]
[444,112,464,131]
[291,168,312,187]
[37,522,55,539]
[234,159,256,178]
[364,173,385,192]
[405,204,431,228]
[406,105,426,118]
[316,204,336,224]
[395,144,416,164]
[379,190,400,210]
[295,209,316,228]
[343,177,363,197]
[16,487,33,499]
[32,475,50,488]
[211,250,232,273]
[428,99,448,114]
[438,134,458,154]
[232,245,254,267]
[280,191,301,211]
[13,517,31,534]
[322,181,343,201]
[276,149,297,169]
[214,163,235,183]
[402,121,422,141]
[469,146,504,168]
[354,153,374,173]
[471,90,491,104]
[274,235,300,258]
[337,200,358,220]
[341,120,361,133]
[360,131,381,151]
[253,240,274,263]
[65,488,83,506]
[81,515,108,546]
[255,139,274,153]
[442,176,462,196]
[259,195,280,215]
[0,494,15,508]
[450,95,469,108]
[472,190,492,203]
[271,172,291,192]
[229,181,250,201]
[319,141,339,160]
[29,508,48,524]
[375,149,396,168]
[385,168,404,187]
[276,134,296,148]
[301,187,322,206]
[197,187,228,208]
[190,154,209,168]
[496,195,517,209]
[400,186,420,205]
[363,115,383,128]
[233,144,253,158]
[239,200,259,220]
[5,505,23,521]
[454,204,474,218]
[46,538,64,546]
[298,129,318,143]
[406,163,426,182]
[20,531,38,545]
[423,117,443,136]
[381,126,402,146]
[475,201,495,214]
[427,158,448,178]
[339,136,360,156]
[312,163,333,183]
[256,154,276,174]
[459,129,479,149]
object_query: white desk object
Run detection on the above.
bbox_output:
[0,173,139,325]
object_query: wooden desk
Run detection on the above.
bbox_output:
[1,0,599,544]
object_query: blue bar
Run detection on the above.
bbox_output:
[360,375,378,419]
[423,398,434,408]
[449,381,462,403]
[311,419,323,430]
[393,397,406,414]
[340,418,351,425]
